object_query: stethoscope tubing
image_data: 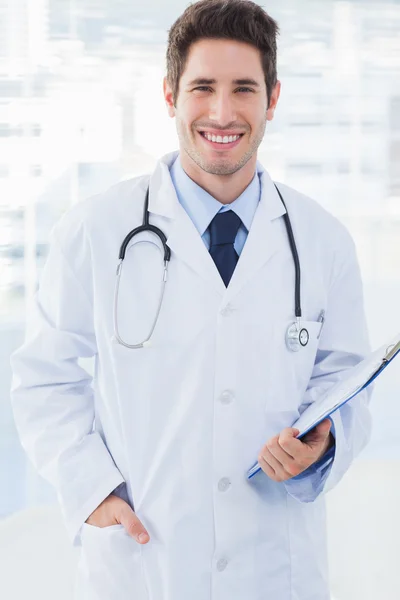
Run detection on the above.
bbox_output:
[114,184,306,350]
[118,189,171,263]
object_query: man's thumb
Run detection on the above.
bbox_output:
[315,418,331,437]
[118,504,150,544]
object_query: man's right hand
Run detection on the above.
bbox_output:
[85,494,150,544]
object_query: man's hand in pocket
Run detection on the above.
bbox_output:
[85,493,150,544]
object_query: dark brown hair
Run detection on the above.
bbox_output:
[166,0,279,107]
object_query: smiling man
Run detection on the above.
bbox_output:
[10,1,372,599]
[165,37,279,203]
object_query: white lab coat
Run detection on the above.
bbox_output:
[10,150,372,600]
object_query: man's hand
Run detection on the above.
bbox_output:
[85,494,150,544]
[258,418,334,482]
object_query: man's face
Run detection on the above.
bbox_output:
[164,38,280,176]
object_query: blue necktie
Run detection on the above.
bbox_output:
[209,210,242,286]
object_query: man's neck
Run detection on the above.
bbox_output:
[179,153,257,205]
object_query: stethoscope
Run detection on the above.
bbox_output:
[113,184,310,352]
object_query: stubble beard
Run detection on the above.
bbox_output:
[178,118,267,176]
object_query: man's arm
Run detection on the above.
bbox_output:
[10,207,125,546]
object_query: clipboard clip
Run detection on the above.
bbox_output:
[384,341,400,363]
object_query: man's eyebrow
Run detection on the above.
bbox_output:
[186,77,260,87]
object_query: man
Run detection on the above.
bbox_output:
[10,1,372,599]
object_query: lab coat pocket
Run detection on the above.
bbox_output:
[287,319,322,393]
[267,319,322,411]
[79,523,148,600]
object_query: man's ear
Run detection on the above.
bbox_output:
[163,77,176,118]
[267,80,281,122]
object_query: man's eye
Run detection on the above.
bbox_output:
[192,86,254,93]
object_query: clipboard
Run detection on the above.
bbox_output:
[247,333,400,480]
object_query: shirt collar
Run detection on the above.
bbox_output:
[169,154,261,237]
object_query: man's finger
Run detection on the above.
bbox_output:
[302,419,332,447]
[278,427,303,457]
[313,419,331,436]
[257,454,276,480]
[118,504,150,544]
[259,447,293,481]
[266,436,297,468]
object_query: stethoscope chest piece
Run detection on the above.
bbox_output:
[285,321,309,352]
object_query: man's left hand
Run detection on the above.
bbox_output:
[258,418,334,482]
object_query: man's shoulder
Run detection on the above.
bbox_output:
[75,173,149,221]
[54,173,150,239]
[273,180,354,248]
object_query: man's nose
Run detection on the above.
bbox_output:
[208,92,237,126]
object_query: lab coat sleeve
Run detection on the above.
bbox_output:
[283,226,372,503]
[10,210,125,547]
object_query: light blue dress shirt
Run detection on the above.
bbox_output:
[169,153,335,483]
[169,155,261,255]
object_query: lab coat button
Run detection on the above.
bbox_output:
[220,390,234,404]
[216,558,228,571]
[218,477,231,492]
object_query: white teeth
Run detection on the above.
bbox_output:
[202,132,241,144]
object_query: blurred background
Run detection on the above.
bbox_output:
[0,0,399,598]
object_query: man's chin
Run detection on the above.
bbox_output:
[200,158,244,176]
[183,144,248,175]
[194,151,241,175]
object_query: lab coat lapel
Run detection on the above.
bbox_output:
[223,170,287,304]
[166,202,226,295]
[148,153,226,297]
